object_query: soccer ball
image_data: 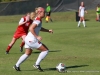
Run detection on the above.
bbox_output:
[56,63,66,72]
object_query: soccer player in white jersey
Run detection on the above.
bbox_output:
[13,7,53,72]
[78,2,87,27]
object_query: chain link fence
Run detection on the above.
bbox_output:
[0,0,100,15]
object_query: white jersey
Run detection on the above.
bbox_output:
[24,17,42,49]
[79,6,85,17]
[27,17,42,38]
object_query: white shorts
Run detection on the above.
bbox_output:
[80,13,84,17]
[24,36,42,49]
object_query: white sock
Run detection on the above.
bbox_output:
[78,21,81,27]
[35,50,49,65]
[83,21,86,27]
[16,54,29,67]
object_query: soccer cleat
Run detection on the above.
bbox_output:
[20,47,23,52]
[78,26,80,27]
[13,65,21,71]
[84,26,87,27]
[33,65,44,72]
[5,51,9,54]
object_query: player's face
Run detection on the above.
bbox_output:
[37,7,45,18]
[47,3,49,6]
[81,2,84,6]
[40,10,45,18]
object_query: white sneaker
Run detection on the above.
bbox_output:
[33,65,44,72]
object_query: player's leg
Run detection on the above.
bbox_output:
[45,16,49,23]
[20,35,26,52]
[49,12,53,22]
[45,13,49,23]
[6,37,17,54]
[99,14,100,21]
[82,17,86,27]
[78,17,81,27]
[13,37,33,71]
[96,13,99,21]
[33,43,49,71]
[13,48,32,71]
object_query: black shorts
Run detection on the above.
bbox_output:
[46,11,51,16]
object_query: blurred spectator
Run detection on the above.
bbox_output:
[78,2,87,27]
[45,3,53,23]
[96,4,100,21]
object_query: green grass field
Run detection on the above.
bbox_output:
[0,11,100,75]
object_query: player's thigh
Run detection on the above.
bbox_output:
[25,40,48,51]
[25,37,42,49]
[37,43,48,51]
[9,37,17,45]
[25,48,32,55]
[21,35,27,41]
[81,17,85,21]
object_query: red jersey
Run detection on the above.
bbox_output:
[13,16,33,39]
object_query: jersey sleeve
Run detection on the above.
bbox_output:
[79,6,81,10]
[32,20,41,26]
[19,18,24,25]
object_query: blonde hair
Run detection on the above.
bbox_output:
[35,7,44,14]
[35,7,38,14]
[29,12,36,20]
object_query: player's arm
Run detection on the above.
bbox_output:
[19,14,30,25]
[96,7,98,12]
[96,7,100,13]
[29,23,42,41]
[85,10,87,13]
[19,18,27,25]
[30,19,44,41]
[29,23,38,38]
[85,8,87,14]
[41,27,53,33]
[78,8,81,16]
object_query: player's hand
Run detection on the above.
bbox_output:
[49,29,53,34]
[26,14,30,22]
[85,11,87,14]
[37,36,42,41]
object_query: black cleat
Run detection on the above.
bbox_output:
[5,51,9,54]
[20,47,23,52]
[33,65,44,72]
[13,65,21,71]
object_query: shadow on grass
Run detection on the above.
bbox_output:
[85,19,90,21]
[33,50,61,54]
[9,50,61,54]
[21,65,89,71]
[44,65,89,71]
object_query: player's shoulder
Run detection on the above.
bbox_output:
[35,17,41,21]
[22,16,27,21]
[33,17,41,25]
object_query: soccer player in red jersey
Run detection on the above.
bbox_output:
[6,12,36,54]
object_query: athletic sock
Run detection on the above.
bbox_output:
[6,45,12,52]
[35,50,49,65]
[83,21,86,27]
[20,42,25,48]
[16,54,29,67]
[78,21,81,27]
[46,16,49,22]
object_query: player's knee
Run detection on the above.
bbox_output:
[25,49,32,55]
